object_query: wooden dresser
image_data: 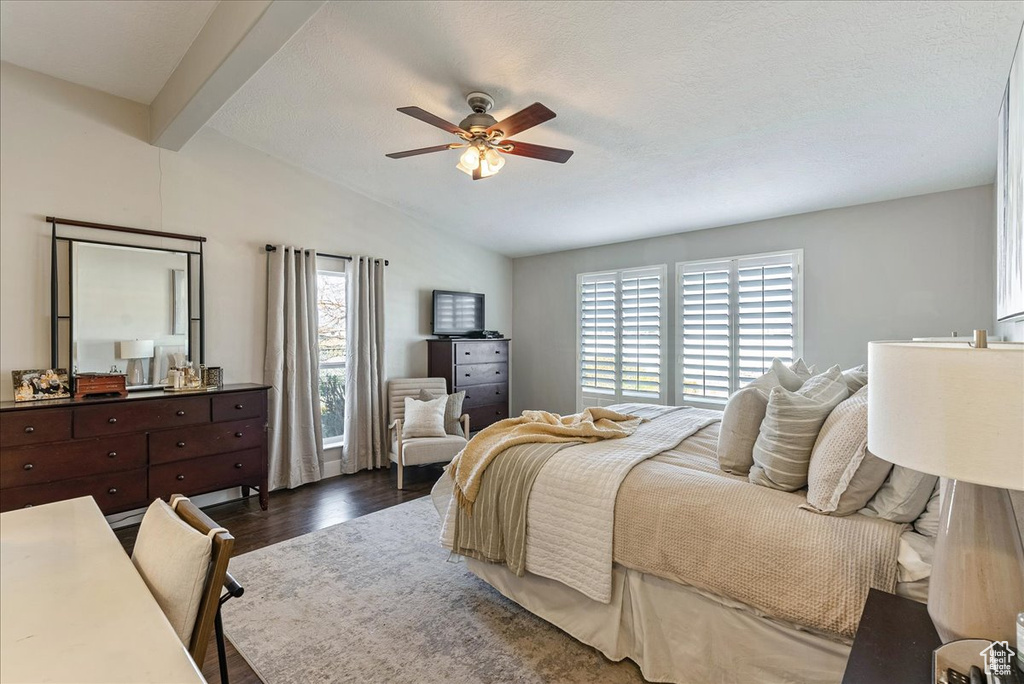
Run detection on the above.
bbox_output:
[427,338,510,432]
[0,384,269,515]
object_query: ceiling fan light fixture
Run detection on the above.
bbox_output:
[459,147,480,170]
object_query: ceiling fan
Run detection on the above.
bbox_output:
[385,92,573,180]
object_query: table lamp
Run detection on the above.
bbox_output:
[868,334,1024,644]
[119,339,154,386]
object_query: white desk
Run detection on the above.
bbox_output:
[1,497,205,684]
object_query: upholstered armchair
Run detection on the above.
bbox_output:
[388,378,469,489]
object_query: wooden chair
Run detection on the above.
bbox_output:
[388,378,470,489]
[131,494,240,677]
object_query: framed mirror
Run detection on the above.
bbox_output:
[49,217,205,390]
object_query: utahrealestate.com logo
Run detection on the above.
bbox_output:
[979,641,1016,677]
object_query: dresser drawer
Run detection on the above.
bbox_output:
[460,382,508,408]
[0,469,148,514]
[74,397,210,438]
[149,448,263,500]
[1,434,146,488]
[466,403,509,432]
[212,391,266,423]
[454,341,508,365]
[455,363,507,387]
[0,409,72,448]
[149,419,264,465]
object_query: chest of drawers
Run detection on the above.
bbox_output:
[427,339,510,432]
[0,384,269,514]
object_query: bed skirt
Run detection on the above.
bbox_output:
[466,557,852,684]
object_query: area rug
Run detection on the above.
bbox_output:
[222,496,646,683]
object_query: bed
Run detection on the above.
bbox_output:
[431,405,932,684]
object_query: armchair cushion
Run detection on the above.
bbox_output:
[419,389,466,437]
[402,395,447,438]
[391,434,468,466]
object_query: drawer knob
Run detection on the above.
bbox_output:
[495,350,501,354]
[176,474,185,481]
[23,504,33,509]
[235,432,243,438]
[23,463,33,471]
[107,417,117,424]
[176,441,186,448]
[235,404,244,410]
[464,351,470,355]
[108,451,117,458]
[495,371,500,375]
[23,426,34,434]
[495,410,501,415]
[108,488,117,495]
[465,373,470,377]
[176,410,185,416]
[234,463,243,469]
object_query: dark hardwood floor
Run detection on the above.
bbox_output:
[116,464,444,684]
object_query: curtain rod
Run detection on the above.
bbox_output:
[264,244,388,266]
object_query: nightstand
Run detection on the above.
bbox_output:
[842,589,942,684]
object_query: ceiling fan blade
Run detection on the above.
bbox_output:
[385,144,457,159]
[396,106,469,136]
[487,102,555,138]
[502,140,574,163]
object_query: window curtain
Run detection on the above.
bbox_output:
[342,256,387,474]
[264,246,324,489]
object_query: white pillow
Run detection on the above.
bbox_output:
[402,395,447,438]
[749,365,850,491]
[748,358,814,393]
[802,388,892,515]
[131,500,213,645]
[861,465,938,523]
[841,365,868,393]
[913,480,944,536]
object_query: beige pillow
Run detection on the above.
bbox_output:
[402,395,447,438]
[749,365,850,491]
[748,358,813,393]
[862,465,938,523]
[717,387,769,475]
[131,499,213,645]
[802,388,892,515]
[841,365,868,393]
[420,389,466,437]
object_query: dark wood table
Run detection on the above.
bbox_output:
[842,588,942,684]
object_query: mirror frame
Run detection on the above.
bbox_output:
[48,217,206,381]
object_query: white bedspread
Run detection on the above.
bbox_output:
[522,405,720,603]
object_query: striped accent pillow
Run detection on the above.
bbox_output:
[749,365,850,491]
[420,389,466,437]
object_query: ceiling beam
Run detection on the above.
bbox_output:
[150,0,324,151]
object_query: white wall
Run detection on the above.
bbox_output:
[511,185,995,414]
[0,62,513,461]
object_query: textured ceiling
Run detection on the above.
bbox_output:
[0,0,216,104]
[207,1,1023,257]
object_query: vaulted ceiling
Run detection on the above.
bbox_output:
[2,1,1022,257]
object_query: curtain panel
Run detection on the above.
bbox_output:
[342,256,388,474]
[264,246,324,489]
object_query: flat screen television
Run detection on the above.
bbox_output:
[432,290,484,336]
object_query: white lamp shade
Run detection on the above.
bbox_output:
[867,341,1024,491]
[119,339,154,360]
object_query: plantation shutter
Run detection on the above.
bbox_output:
[620,267,663,398]
[579,273,618,394]
[679,261,732,400]
[736,253,797,388]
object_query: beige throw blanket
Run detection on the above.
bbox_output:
[448,407,643,514]
[614,424,905,638]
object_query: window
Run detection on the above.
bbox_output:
[578,265,666,409]
[317,268,347,444]
[677,250,802,403]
